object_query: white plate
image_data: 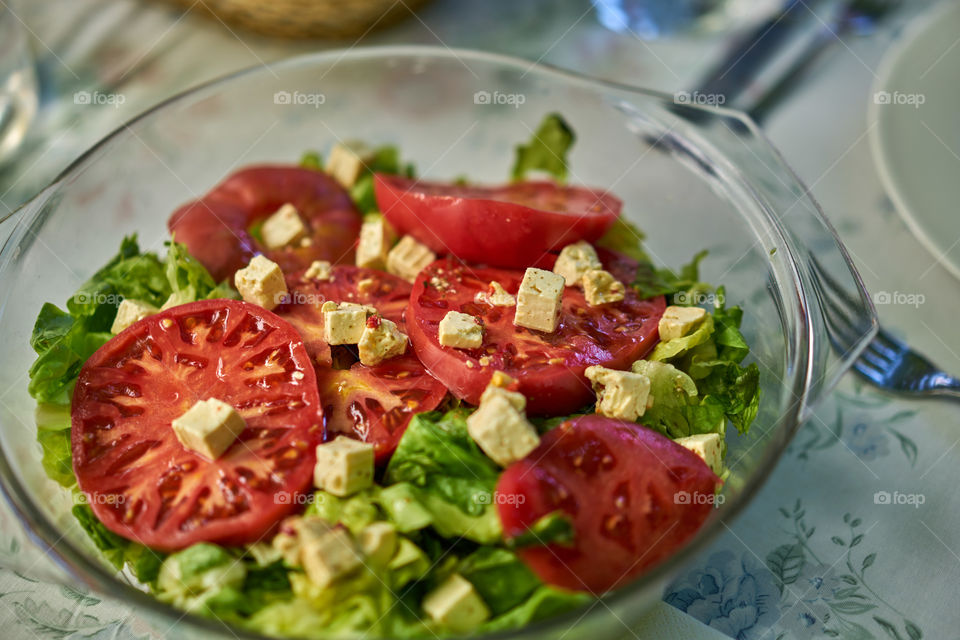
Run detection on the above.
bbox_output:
[869,1,960,280]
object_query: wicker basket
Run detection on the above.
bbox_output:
[163,0,434,39]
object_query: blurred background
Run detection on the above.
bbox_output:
[0,0,925,212]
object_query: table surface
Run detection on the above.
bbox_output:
[1,1,959,639]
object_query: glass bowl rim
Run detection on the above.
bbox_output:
[0,45,813,640]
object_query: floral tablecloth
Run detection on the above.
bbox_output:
[1,0,958,639]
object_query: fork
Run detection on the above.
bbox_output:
[813,257,960,398]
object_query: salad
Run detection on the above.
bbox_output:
[28,114,759,638]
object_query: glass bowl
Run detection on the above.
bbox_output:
[0,47,876,639]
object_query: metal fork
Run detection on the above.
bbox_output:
[814,257,960,398]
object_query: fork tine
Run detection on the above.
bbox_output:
[809,257,872,347]
[871,327,908,355]
[816,281,870,354]
[860,347,893,370]
[853,359,886,386]
[810,256,861,308]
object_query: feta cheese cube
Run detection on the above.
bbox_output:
[675,433,724,476]
[478,373,526,412]
[422,574,490,632]
[234,255,287,310]
[304,260,333,281]
[314,436,375,497]
[513,268,565,333]
[475,281,516,306]
[386,235,436,282]
[111,299,157,334]
[172,398,246,460]
[582,269,625,306]
[261,203,307,250]
[553,241,602,286]
[358,316,408,366]
[585,366,651,422]
[356,217,396,271]
[467,393,539,467]
[301,526,363,588]
[321,301,371,345]
[359,522,398,566]
[326,141,374,189]
[439,311,484,349]
[659,305,707,341]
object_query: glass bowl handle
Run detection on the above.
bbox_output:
[737,129,879,419]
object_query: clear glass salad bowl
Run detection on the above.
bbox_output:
[0,47,876,639]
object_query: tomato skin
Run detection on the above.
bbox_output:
[71,300,324,551]
[275,266,447,462]
[169,166,361,282]
[375,174,621,269]
[407,256,665,416]
[497,416,721,593]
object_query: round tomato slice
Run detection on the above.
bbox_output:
[169,166,361,282]
[275,266,447,462]
[407,256,665,416]
[375,174,621,268]
[71,299,323,551]
[497,416,721,593]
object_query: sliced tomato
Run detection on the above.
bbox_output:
[169,166,361,282]
[315,357,448,464]
[497,416,721,593]
[406,255,665,416]
[375,175,621,269]
[275,266,447,461]
[71,300,323,551]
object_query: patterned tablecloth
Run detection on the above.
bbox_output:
[1,1,958,639]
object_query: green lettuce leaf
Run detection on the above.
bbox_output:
[480,586,592,633]
[649,313,714,362]
[349,145,415,214]
[632,249,711,302]
[457,548,540,615]
[631,360,725,440]
[299,151,323,170]
[28,237,233,405]
[38,428,74,488]
[28,306,111,404]
[304,489,380,535]
[385,409,502,543]
[504,511,575,550]
[72,505,164,584]
[162,240,238,307]
[596,219,712,303]
[639,291,759,436]
[66,236,168,322]
[595,217,652,264]
[512,113,575,182]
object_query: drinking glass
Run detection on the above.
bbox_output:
[0,1,38,164]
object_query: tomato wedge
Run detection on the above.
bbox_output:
[71,300,323,551]
[407,255,665,415]
[497,416,721,593]
[169,166,361,282]
[275,266,447,462]
[375,175,621,268]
